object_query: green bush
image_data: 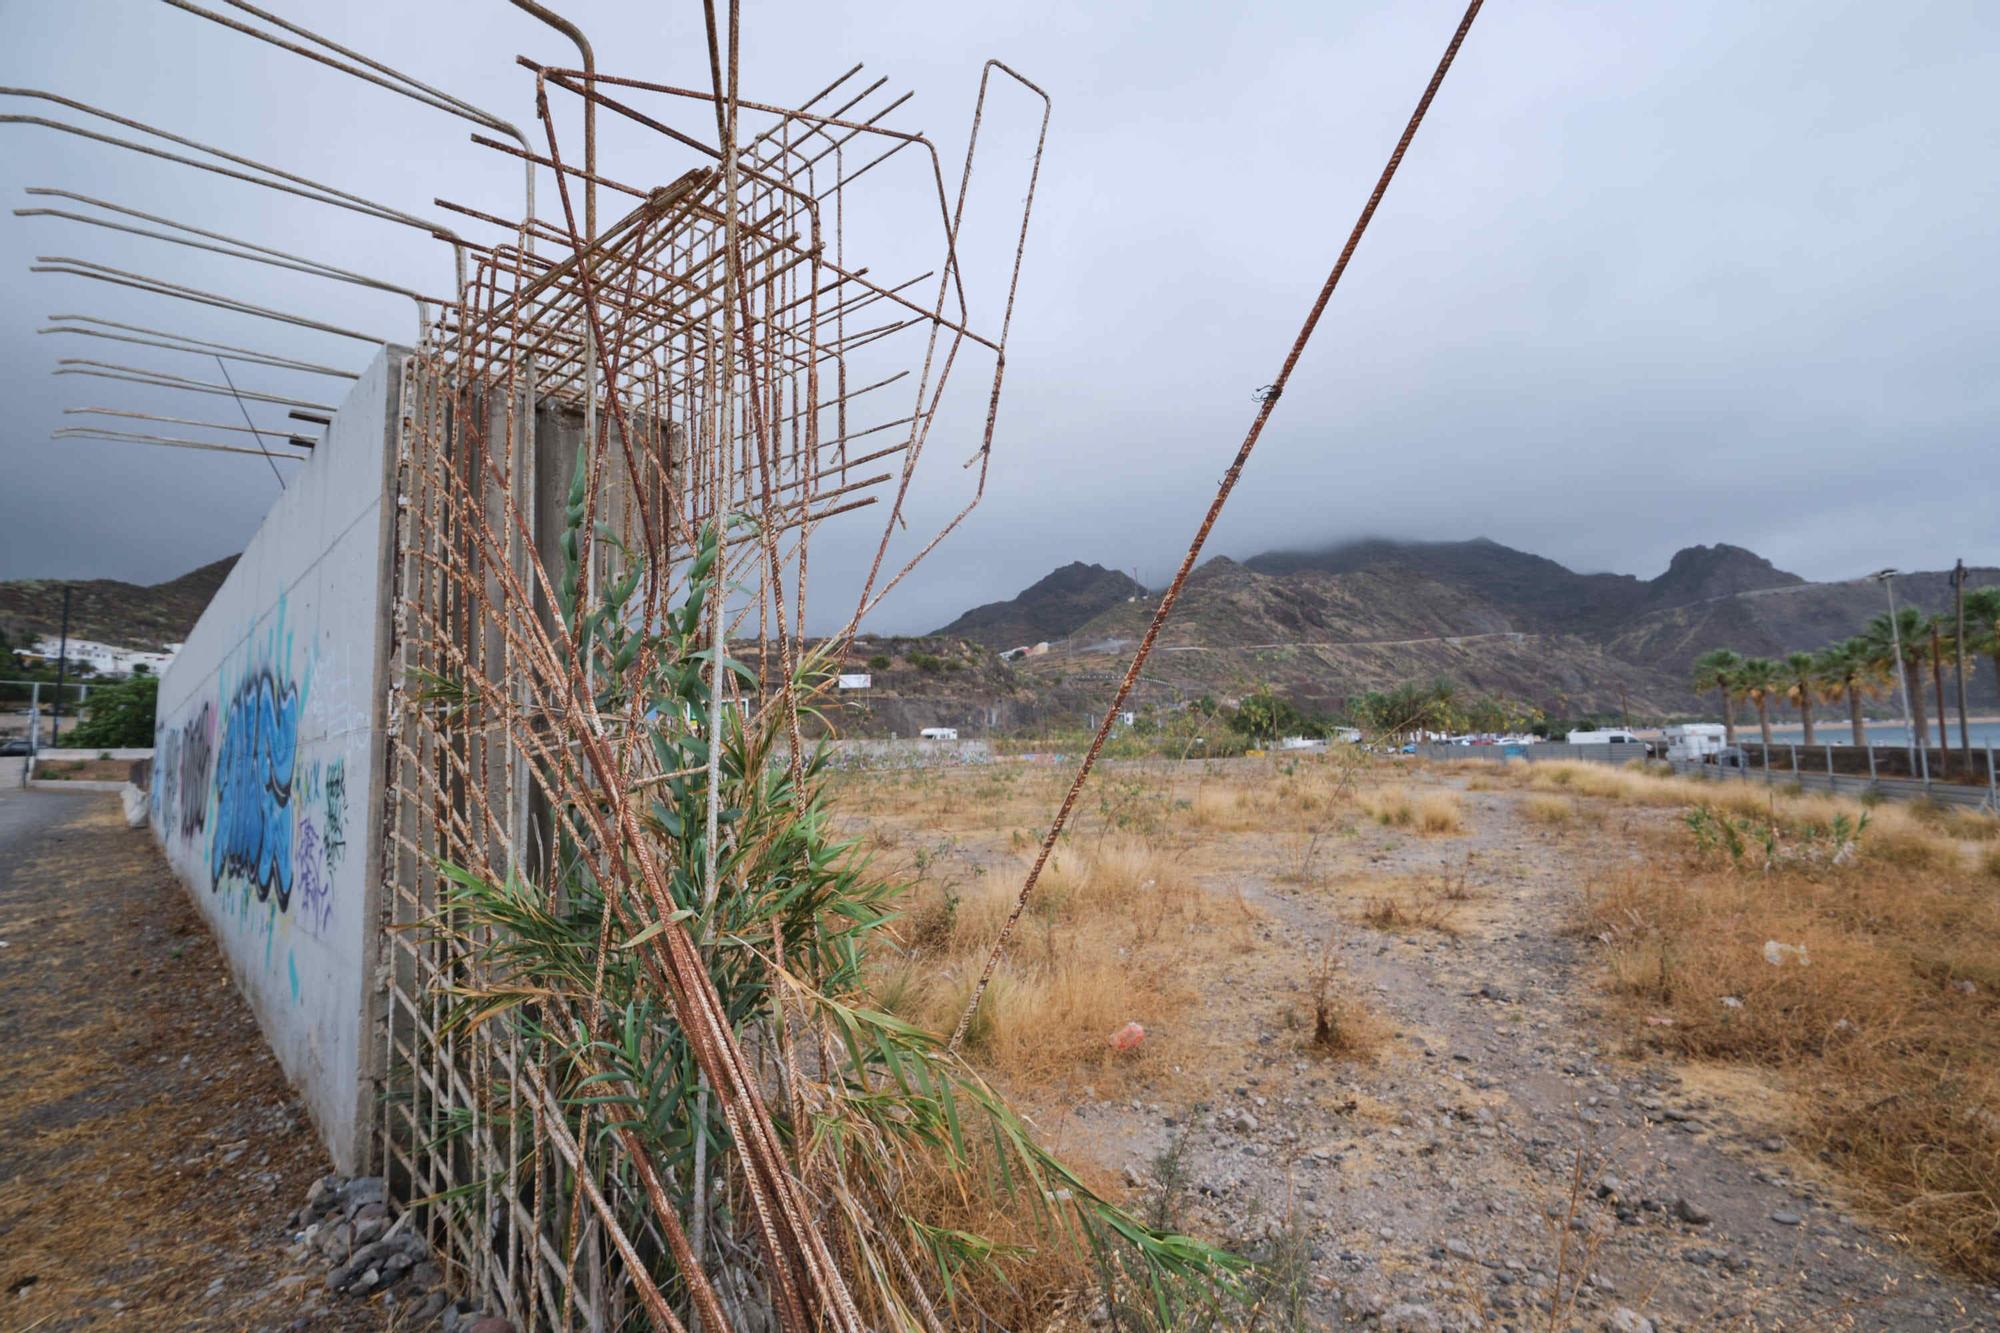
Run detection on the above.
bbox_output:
[59,674,158,749]
[867,654,890,671]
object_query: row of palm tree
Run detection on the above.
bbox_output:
[1691,586,2000,752]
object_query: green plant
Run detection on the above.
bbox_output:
[867,654,890,670]
[58,673,157,748]
[433,520,1242,1325]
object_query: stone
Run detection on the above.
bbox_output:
[1604,1307,1655,1333]
[342,1178,388,1215]
[305,1174,341,1215]
[352,1216,387,1247]
[314,1221,354,1265]
[1381,1302,1441,1332]
[409,1260,443,1290]
[1444,1239,1476,1262]
[410,1290,449,1322]
[465,1319,517,1333]
[1672,1197,1711,1226]
[1771,1210,1803,1226]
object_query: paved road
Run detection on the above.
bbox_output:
[0,773,80,881]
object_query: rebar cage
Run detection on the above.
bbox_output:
[379,48,1049,1331]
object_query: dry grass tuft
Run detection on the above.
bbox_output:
[1579,815,2000,1279]
[873,832,1247,1081]
[1355,877,1461,934]
[1360,785,1466,835]
[1521,794,1574,825]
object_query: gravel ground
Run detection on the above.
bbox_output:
[1048,779,2000,1330]
[0,790,384,1331]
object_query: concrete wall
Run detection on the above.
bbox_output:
[149,348,401,1172]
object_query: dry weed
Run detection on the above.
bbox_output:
[1361,785,1466,835]
[875,832,1243,1082]
[1522,794,1575,825]
[1578,817,2000,1279]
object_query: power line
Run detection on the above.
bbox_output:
[212,354,284,489]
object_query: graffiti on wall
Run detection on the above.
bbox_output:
[322,757,348,872]
[154,701,216,844]
[210,666,306,909]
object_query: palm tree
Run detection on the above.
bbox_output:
[1863,608,1930,751]
[1736,657,1781,751]
[1815,638,1879,748]
[1781,651,1819,747]
[1964,586,2000,721]
[1925,615,1954,768]
[1691,648,1743,746]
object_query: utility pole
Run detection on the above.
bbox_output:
[1871,569,1924,781]
[1953,559,1972,757]
[50,587,71,746]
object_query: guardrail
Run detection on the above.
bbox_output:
[1666,756,1999,812]
[1414,742,1651,766]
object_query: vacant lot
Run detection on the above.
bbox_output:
[835,752,2000,1329]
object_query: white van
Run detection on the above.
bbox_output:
[919,727,959,741]
[1566,728,1640,746]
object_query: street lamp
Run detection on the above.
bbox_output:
[1869,568,1926,782]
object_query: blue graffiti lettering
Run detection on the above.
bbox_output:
[210,669,303,909]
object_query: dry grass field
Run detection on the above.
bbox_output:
[831,749,2000,1327]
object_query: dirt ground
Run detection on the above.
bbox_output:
[837,755,2000,1331]
[0,791,382,1331]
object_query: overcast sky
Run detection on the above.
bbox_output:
[1,0,1994,634]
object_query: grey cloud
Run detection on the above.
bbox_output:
[2,0,1993,636]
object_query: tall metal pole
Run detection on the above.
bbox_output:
[1930,621,1951,775]
[1879,573,1923,780]
[1954,558,1972,757]
[50,586,71,744]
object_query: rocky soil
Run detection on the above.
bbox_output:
[1049,781,2000,1330]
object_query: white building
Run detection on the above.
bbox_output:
[24,637,179,677]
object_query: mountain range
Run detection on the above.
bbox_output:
[930,539,1999,718]
[0,557,237,653]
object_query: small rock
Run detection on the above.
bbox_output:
[314,1221,354,1265]
[342,1178,388,1215]
[1381,1302,1441,1332]
[305,1174,340,1213]
[1760,1136,1786,1153]
[410,1290,449,1322]
[1772,1210,1803,1226]
[1672,1198,1711,1226]
[1604,1307,1655,1333]
[1444,1239,1476,1262]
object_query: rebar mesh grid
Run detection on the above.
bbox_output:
[378,39,1050,1332]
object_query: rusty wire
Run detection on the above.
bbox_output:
[948,0,1489,1053]
[375,3,1051,1326]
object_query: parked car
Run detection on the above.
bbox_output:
[0,738,32,756]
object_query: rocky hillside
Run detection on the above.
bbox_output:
[933,561,1144,650]
[926,539,1999,720]
[0,557,236,652]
